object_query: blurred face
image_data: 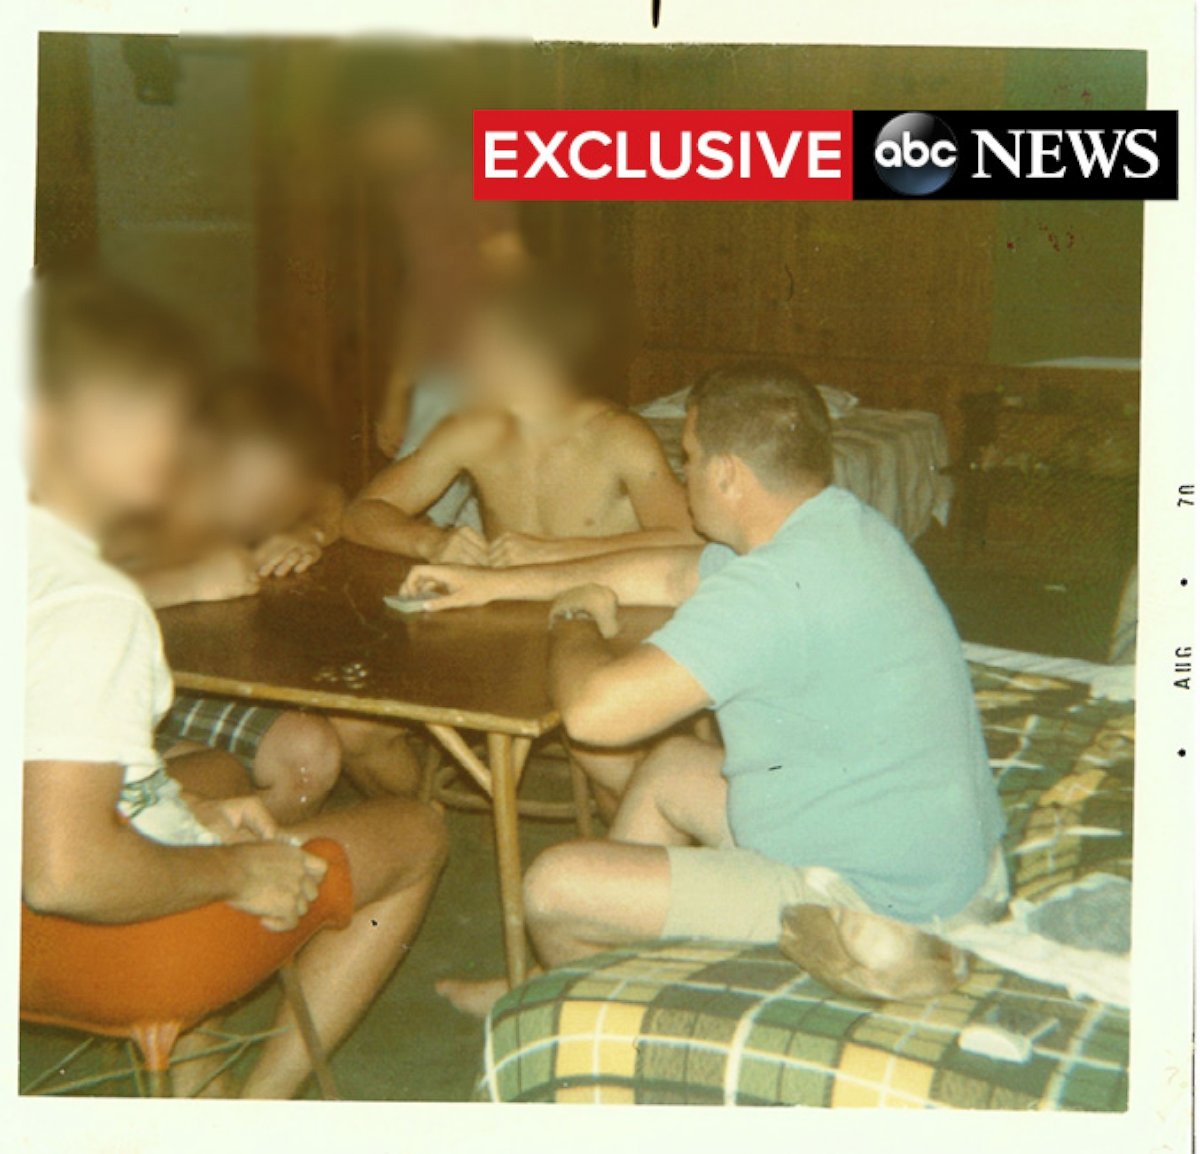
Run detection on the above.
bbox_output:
[34,371,190,520]
[681,408,738,546]
[459,309,563,407]
[205,436,311,544]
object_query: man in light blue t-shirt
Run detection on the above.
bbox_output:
[404,363,1007,1009]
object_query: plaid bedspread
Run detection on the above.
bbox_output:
[479,662,1134,1109]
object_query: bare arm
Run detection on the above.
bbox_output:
[402,543,703,611]
[304,481,346,546]
[374,303,426,458]
[343,416,489,562]
[23,760,242,920]
[23,760,325,928]
[133,547,261,609]
[250,482,349,580]
[614,415,695,539]
[550,620,711,748]
[109,515,262,608]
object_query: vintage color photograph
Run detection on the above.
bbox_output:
[11,12,1188,1143]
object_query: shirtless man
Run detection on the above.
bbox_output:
[343,273,695,806]
[343,273,696,570]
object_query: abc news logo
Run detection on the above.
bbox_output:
[854,110,1178,199]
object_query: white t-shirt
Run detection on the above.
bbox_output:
[25,503,216,846]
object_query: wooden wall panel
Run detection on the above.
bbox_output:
[246,41,1145,480]
[35,34,98,269]
[253,40,387,491]
[621,45,1009,412]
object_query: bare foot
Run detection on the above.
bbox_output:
[436,976,514,1020]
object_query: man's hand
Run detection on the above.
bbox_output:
[253,531,324,579]
[191,546,261,603]
[430,525,490,566]
[489,532,563,568]
[399,564,501,611]
[549,584,620,640]
[189,794,281,845]
[227,841,328,932]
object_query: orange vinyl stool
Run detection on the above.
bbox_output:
[20,836,354,1098]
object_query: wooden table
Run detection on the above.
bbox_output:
[157,543,666,986]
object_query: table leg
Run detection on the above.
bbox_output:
[569,758,595,838]
[487,732,528,987]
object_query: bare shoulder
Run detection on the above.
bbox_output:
[358,408,510,501]
[583,403,670,463]
[436,406,512,449]
[582,402,654,444]
[406,407,513,468]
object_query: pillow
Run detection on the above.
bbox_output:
[816,384,859,419]
[634,382,860,421]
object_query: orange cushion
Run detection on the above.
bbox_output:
[20,837,354,1037]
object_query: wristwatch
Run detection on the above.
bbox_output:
[549,606,597,629]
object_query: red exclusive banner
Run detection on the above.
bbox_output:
[474,110,854,201]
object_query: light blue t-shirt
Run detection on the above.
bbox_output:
[648,485,1005,924]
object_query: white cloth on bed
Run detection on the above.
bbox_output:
[636,383,858,421]
[960,642,1135,703]
[944,874,1131,1008]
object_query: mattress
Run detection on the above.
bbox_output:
[478,660,1134,1109]
[638,393,954,542]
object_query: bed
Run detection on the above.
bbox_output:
[636,387,954,542]
[476,648,1134,1109]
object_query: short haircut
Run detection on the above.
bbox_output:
[199,366,335,479]
[689,362,833,490]
[33,271,200,401]
[479,269,636,401]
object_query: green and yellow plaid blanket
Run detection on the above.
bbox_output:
[479,662,1134,1109]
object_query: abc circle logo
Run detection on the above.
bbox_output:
[873,112,958,196]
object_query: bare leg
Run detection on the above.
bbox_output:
[162,714,341,824]
[331,717,424,798]
[165,746,253,800]
[567,714,720,824]
[170,1016,235,1098]
[610,735,729,848]
[439,736,730,1020]
[525,840,671,967]
[438,840,672,1021]
[522,736,728,970]
[434,972,534,1020]
[568,743,644,823]
[240,798,448,1099]
[249,713,341,824]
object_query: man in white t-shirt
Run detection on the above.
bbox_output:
[23,274,448,1098]
[27,500,220,847]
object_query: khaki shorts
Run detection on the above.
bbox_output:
[661,843,1009,943]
